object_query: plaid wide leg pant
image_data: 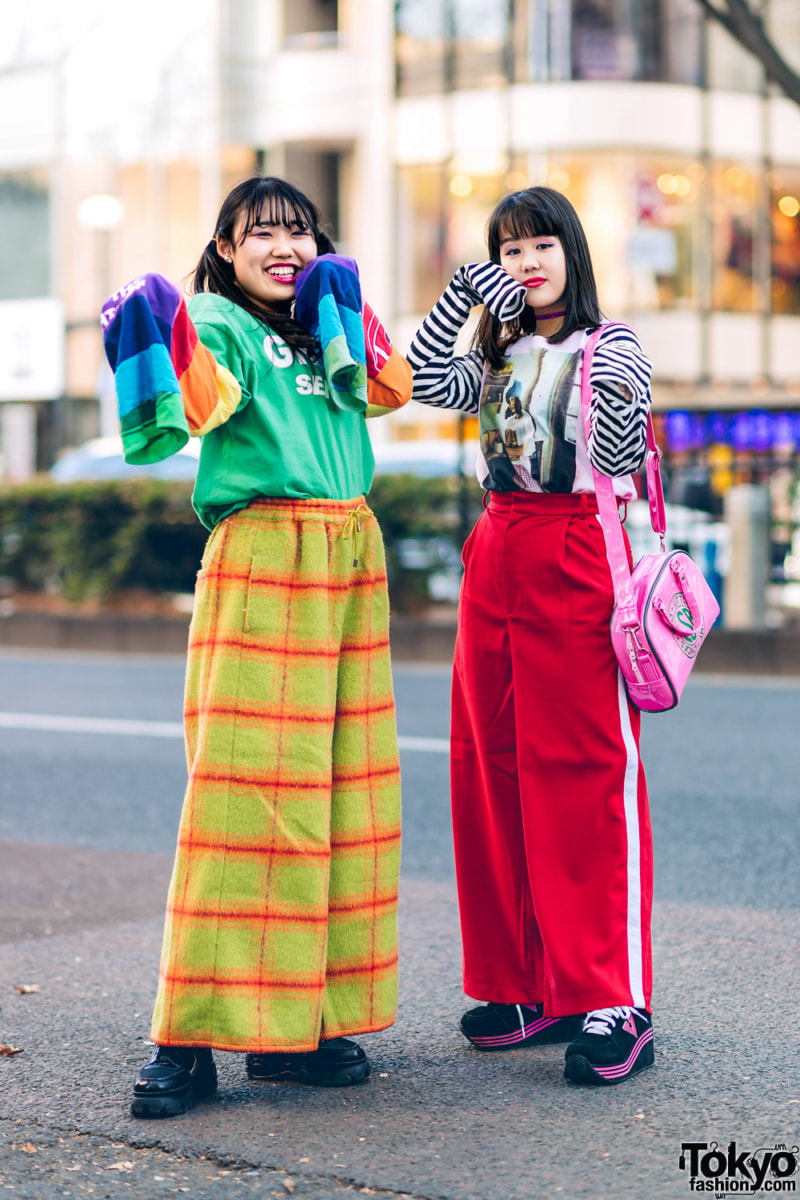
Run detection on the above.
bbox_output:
[150,497,401,1052]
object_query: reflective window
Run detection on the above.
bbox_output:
[446,170,506,269]
[396,154,710,318]
[396,164,448,314]
[282,0,338,47]
[770,169,800,314]
[395,0,703,92]
[711,164,757,312]
[706,18,762,92]
[396,0,508,93]
[768,0,800,76]
[571,0,702,85]
[0,170,50,300]
[571,0,639,81]
[396,0,448,95]
[545,154,701,311]
[651,0,703,86]
[451,0,508,90]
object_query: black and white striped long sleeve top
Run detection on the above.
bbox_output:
[407,264,652,481]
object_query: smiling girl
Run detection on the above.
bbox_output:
[108,176,411,1117]
[408,186,656,1087]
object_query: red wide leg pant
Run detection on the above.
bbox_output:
[451,490,652,1017]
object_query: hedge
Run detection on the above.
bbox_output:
[0,474,484,612]
[0,479,207,602]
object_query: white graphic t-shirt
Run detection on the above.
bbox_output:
[477,329,637,501]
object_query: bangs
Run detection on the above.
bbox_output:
[496,207,554,243]
[488,190,568,255]
[494,196,563,243]
[237,182,315,241]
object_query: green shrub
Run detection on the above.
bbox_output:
[0,478,205,601]
[0,473,484,611]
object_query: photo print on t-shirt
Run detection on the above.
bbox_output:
[479,346,582,494]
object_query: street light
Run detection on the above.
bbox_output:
[77,194,125,232]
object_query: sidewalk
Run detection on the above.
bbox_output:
[0,657,797,1198]
[0,874,796,1200]
[2,603,800,672]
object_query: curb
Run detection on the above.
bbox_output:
[0,610,191,655]
[389,620,800,673]
[2,609,800,673]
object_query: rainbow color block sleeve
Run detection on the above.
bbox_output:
[101,274,241,464]
[294,255,368,414]
[294,255,411,419]
[362,300,412,418]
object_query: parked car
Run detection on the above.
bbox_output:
[50,436,200,482]
[371,438,479,477]
[52,435,481,483]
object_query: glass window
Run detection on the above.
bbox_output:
[769,169,800,314]
[396,0,703,91]
[396,164,448,314]
[768,0,800,77]
[518,0,572,82]
[0,170,50,300]
[656,0,703,86]
[451,0,508,90]
[445,170,506,269]
[396,0,447,95]
[396,154,708,320]
[570,0,702,84]
[711,163,757,312]
[706,18,762,93]
[397,165,519,314]
[571,0,639,81]
[546,154,701,311]
[284,146,342,240]
[282,0,338,46]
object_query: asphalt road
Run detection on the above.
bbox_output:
[0,648,798,1200]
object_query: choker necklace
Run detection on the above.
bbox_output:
[536,310,566,319]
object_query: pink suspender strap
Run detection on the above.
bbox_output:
[580,324,663,627]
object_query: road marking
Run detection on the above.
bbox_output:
[0,712,450,753]
[396,735,449,754]
[0,712,184,738]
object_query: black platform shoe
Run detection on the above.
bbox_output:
[246,1037,369,1087]
[131,1045,217,1118]
[460,1002,584,1050]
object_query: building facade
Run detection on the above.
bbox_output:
[2,0,800,532]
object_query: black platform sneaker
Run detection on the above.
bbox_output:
[131,1045,217,1118]
[246,1037,369,1087]
[564,1007,654,1085]
[460,1002,584,1050]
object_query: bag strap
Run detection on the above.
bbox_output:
[580,323,663,627]
[644,410,666,543]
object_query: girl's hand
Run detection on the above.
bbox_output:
[455,262,527,322]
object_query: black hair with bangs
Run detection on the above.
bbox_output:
[192,175,336,356]
[476,186,603,368]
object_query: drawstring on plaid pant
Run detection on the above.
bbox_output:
[340,501,371,567]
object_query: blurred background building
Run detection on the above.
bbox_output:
[1,0,800,618]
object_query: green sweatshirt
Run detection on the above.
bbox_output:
[188,294,375,529]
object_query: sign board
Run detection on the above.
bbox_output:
[0,297,66,401]
[627,227,677,275]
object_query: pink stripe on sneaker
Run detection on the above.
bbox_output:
[592,1028,654,1078]
[470,1016,560,1046]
